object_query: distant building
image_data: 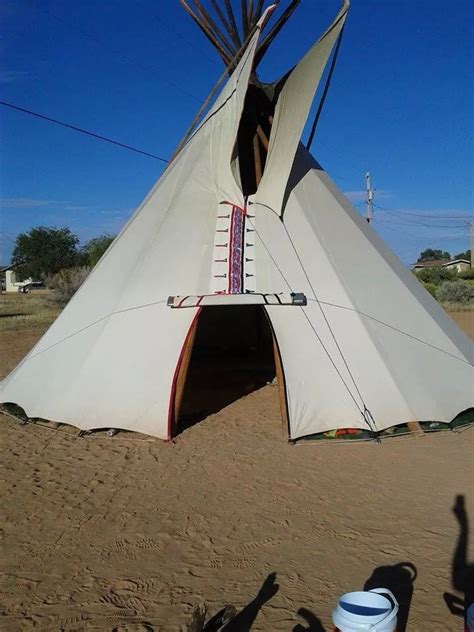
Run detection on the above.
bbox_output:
[0,266,33,292]
[412,259,471,274]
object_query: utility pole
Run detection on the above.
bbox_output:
[365,172,374,223]
[469,221,473,268]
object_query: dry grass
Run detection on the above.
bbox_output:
[0,291,63,332]
[441,301,474,312]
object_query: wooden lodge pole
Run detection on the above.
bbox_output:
[273,338,289,434]
[407,420,424,435]
[253,132,262,186]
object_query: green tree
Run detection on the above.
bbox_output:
[417,248,451,262]
[454,249,471,261]
[81,234,115,267]
[11,226,80,282]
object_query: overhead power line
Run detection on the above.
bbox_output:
[374,203,473,221]
[373,215,466,229]
[0,232,17,244]
[0,100,170,163]
[135,0,218,65]
[33,3,202,104]
[374,219,445,234]
[374,204,465,228]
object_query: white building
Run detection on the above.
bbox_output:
[1,267,33,292]
[412,259,471,274]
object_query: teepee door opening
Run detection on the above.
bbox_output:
[173,305,283,435]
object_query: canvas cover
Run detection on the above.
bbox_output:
[1,2,472,439]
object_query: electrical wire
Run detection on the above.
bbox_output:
[33,3,202,104]
[374,203,472,223]
[0,232,18,244]
[375,203,473,220]
[0,100,170,162]
[373,210,466,229]
[371,220,427,239]
[135,0,219,66]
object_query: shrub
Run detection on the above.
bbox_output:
[422,282,437,297]
[435,280,474,304]
[46,266,91,303]
[415,266,456,285]
[458,268,474,281]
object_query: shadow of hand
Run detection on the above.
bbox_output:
[453,495,467,527]
[256,572,279,603]
[293,607,326,632]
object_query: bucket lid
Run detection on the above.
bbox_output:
[337,591,393,623]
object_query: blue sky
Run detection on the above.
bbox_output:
[1,0,473,265]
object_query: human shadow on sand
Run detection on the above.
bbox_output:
[219,572,279,631]
[188,572,279,631]
[364,561,417,632]
[443,495,474,625]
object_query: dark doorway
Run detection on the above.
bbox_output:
[175,305,277,433]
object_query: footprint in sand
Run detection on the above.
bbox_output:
[134,538,163,550]
[100,591,146,613]
[114,578,163,594]
[379,545,403,556]
[208,558,223,568]
[285,506,319,519]
[111,624,154,632]
[115,539,129,550]
[333,531,359,541]
[109,579,142,593]
[232,558,256,569]
[242,536,281,552]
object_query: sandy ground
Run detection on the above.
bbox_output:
[449,310,474,339]
[0,310,473,631]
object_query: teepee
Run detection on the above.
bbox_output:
[1,1,472,440]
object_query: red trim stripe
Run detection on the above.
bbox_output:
[177,295,189,308]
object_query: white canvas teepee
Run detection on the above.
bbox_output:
[1,2,472,440]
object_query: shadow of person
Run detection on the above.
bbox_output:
[443,495,474,625]
[211,572,279,632]
[364,562,417,632]
[293,606,326,631]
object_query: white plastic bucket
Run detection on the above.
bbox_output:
[467,603,474,632]
[332,588,398,631]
